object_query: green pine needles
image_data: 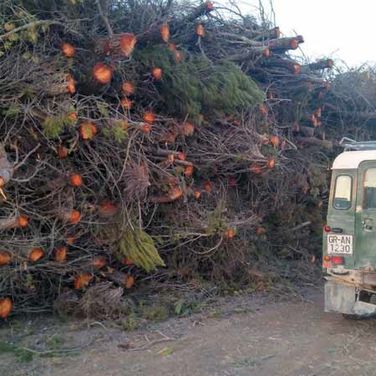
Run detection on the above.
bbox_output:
[136,46,264,120]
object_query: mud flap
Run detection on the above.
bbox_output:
[325,280,376,316]
[325,280,356,314]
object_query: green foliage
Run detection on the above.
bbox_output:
[117,228,165,272]
[103,120,128,143]
[98,102,128,143]
[0,5,42,55]
[201,61,264,114]
[96,101,110,117]
[42,113,75,139]
[136,46,264,120]
[206,200,227,235]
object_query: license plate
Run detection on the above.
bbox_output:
[327,234,353,255]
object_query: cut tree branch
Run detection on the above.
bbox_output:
[0,20,80,41]
[96,0,113,37]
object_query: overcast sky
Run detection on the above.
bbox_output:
[237,0,375,67]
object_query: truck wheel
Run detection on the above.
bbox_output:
[342,313,364,320]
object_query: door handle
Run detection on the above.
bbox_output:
[331,227,343,233]
[362,218,373,230]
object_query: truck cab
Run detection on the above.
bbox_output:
[324,139,376,317]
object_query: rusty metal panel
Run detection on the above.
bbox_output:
[363,273,376,285]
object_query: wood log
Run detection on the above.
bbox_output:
[296,136,332,150]
[301,59,334,72]
[216,32,266,49]
[184,1,214,23]
[267,36,304,51]
[95,33,137,57]
[279,76,331,92]
[136,24,167,45]
[251,27,281,41]
[261,58,301,75]
[227,47,270,61]
[136,2,214,45]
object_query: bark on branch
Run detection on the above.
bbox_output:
[296,136,332,150]
[227,47,270,61]
[301,59,334,73]
[250,27,281,41]
[0,145,14,186]
[184,1,214,23]
[267,35,304,51]
[138,2,214,44]
[96,0,114,37]
[0,20,80,41]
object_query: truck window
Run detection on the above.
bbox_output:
[333,175,352,210]
[364,168,376,209]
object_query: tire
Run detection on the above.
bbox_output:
[342,313,364,320]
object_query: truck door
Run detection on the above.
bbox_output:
[355,161,376,268]
[325,170,355,268]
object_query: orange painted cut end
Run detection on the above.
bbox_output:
[17,215,29,228]
[92,63,112,84]
[74,273,93,290]
[292,63,301,75]
[119,33,137,57]
[55,246,68,263]
[262,47,271,58]
[61,42,76,58]
[0,297,13,319]
[0,251,11,266]
[151,67,163,80]
[70,174,83,187]
[143,111,156,124]
[69,209,81,225]
[29,247,44,262]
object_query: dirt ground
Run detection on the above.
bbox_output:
[2,286,376,376]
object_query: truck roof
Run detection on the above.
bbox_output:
[332,150,376,169]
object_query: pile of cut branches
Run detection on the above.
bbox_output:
[0,0,358,318]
